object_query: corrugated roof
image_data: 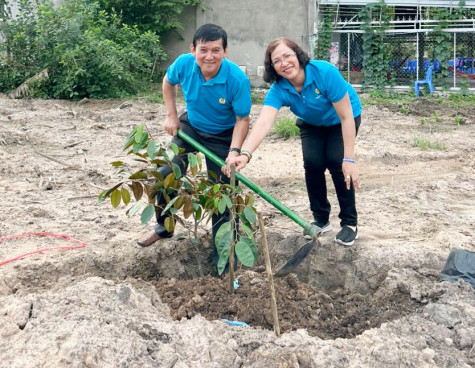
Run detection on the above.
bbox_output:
[318,0,475,7]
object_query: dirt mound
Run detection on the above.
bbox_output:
[0,95,474,367]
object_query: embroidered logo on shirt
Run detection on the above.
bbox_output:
[314,87,322,99]
[219,98,226,104]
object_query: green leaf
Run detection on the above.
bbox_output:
[188,153,197,168]
[163,172,175,189]
[121,187,131,206]
[126,202,142,217]
[140,204,155,224]
[217,247,230,275]
[217,231,232,257]
[212,184,220,193]
[111,161,124,167]
[197,153,202,168]
[98,183,123,203]
[172,163,181,179]
[223,195,232,209]
[147,140,160,160]
[243,206,257,224]
[235,237,257,267]
[164,216,175,232]
[135,124,144,143]
[161,196,179,215]
[241,222,254,241]
[217,198,227,214]
[214,221,232,247]
[110,189,121,208]
[170,142,179,156]
[129,171,148,180]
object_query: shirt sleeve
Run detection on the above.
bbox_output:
[231,77,252,118]
[324,65,349,103]
[263,84,284,110]
[166,55,185,85]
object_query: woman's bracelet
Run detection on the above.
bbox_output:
[240,149,252,162]
[342,158,355,163]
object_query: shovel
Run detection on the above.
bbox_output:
[177,129,321,276]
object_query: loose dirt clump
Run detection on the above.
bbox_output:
[153,269,424,339]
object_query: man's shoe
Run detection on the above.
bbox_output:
[335,225,358,246]
[304,221,332,240]
[137,230,172,248]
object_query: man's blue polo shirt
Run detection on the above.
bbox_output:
[166,53,251,134]
[264,60,361,127]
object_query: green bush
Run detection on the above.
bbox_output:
[271,117,300,138]
[0,0,166,99]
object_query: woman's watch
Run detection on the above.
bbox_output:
[229,147,241,153]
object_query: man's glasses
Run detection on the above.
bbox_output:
[271,52,296,68]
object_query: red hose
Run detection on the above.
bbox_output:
[0,232,86,267]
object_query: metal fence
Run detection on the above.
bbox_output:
[327,30,475,91]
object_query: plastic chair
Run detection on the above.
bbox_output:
[414,65,434,97]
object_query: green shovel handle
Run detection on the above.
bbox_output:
[177,129,318,237]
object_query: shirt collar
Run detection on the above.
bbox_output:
[193,58,229,85]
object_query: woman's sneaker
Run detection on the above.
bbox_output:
[335,225,358,246]
[304,221,332,240]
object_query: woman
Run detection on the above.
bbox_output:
[225,37,362,246]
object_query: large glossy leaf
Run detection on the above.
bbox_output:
[110,189,121,208]
[129,182,143,201]
[215,221,232,247]
[147,140,160,160]
[140,204,155,224]
[235,237,256,267]
[121,188,131,206]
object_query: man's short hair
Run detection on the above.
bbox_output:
[193,24,227,49]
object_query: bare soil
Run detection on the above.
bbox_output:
[0,94,474,368]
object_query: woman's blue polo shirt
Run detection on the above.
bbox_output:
[264,60,361,127]
[166,53,251,134]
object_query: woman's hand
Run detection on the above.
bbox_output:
[343,161,360,190]
[222,154,250,176]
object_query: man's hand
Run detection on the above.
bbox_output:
[222,153,249,176]
[164,116,181,136]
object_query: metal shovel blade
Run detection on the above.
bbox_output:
[274,238,319,277]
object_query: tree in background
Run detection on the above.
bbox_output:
[95,0,202,35]
[0,0,200,99]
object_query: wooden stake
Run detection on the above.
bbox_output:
[228,165,236,294]
[258,212,280,336]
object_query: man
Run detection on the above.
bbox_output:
[137,24,251,269]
